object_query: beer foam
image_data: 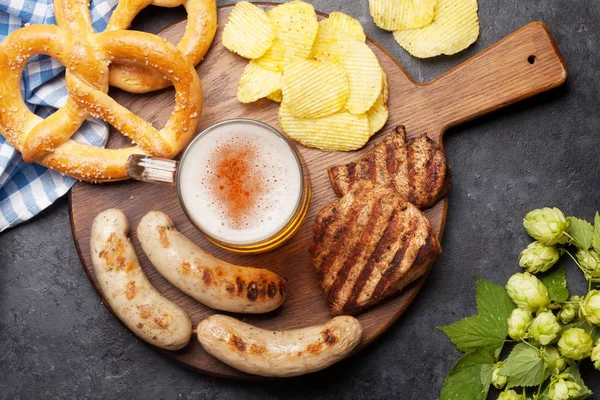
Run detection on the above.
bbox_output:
[179,122,303,245]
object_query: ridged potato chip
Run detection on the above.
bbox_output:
[237,60,282,103]
[312,37,382,115]
[327,12,366,42]
[381,69,389,103]
[267,89,283,102]
[278,104,370,151]
[282,59,349,119]
[223,2,276,59]
[393,0,480,58]
[255,1,319,72]
[369,0,437,31]
[367,93,389,136]
[367,70,389,135]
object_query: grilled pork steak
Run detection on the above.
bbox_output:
[328,126,451,209]
[310,182,442,315]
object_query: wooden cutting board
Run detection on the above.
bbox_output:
[70,3,567,379]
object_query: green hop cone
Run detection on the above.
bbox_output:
[529,311,561,345]
[523,207,569,245]
[491,361,508,389]
[497,390,520,400]
[519,241,561,273]
[548,375,582,400]
[577,249,600,279]
[558,296,581,324]
[591,340,600,370]
[507,308,533,340]
[558,328,593,360]
[581,290,600,325]
[544,346,567,374]
[506,272,550,312]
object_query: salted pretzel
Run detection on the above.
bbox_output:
[54,0,217,93]
[0,25,202,181]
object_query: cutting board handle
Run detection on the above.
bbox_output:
[420,22,567,139]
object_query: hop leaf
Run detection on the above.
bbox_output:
[439,348,495,400]
[541,266,570,303]
[567,216,594,250]
[439,278,514,357]
[500,343,548,389]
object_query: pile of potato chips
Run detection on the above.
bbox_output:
[369,0,480,58]
[222,1,389,152]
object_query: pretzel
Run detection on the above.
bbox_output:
[0,24,202,181]
[54,0,217,93]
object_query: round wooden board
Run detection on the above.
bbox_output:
[70,4,456,379]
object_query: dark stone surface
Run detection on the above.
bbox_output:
[1,1,599,399]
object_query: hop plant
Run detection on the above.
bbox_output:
[581,290,600,325]
[557,296,581,324]
[519,241,561,273]
[506,272,550,312]
[558,328,593,360]
[507,308,533,340]
[591,340,600,370]
[576,249,600,279]
[543,346,567,374]
[491,362,508,389]
[497,390,521,400]
[547,374,582,400]
[523,207,569,245]
[529,311,561,345]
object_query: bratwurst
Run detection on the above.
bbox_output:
[137,211,287,314]
[90,209,192,350]
[197,315,363,377]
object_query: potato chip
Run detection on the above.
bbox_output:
[267,89,283,102]
[369,0,437,31]
[278,104,370,151]
[222,2,276,59]
[282,59,349,119]
[327,12,366,42]
[312,37,382,115]
[237,60,282,103]
[393,0,479,58]
[367,93,389,136]
[381,69,389,103]
[255,1,319,72]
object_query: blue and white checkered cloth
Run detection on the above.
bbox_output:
[0,0,118,232]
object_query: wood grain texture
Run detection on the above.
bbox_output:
[70,4,566,379]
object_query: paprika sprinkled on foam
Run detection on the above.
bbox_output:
[206,138,264,228]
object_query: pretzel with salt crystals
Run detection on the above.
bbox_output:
[54,0,217,93]
[0,24,202,181]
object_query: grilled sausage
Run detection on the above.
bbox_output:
[137,211,287,314]
[197,315,363,377]
[90,209,192,350]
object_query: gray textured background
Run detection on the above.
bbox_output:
[1,0,599,399]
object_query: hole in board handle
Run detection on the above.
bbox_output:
[527,55,536,64]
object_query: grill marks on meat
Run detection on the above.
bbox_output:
[311,182,442,315]
[328,126,451,209]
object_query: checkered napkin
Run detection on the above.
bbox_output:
[0,0,118,232]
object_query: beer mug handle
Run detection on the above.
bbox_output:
[127,154,178,186]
